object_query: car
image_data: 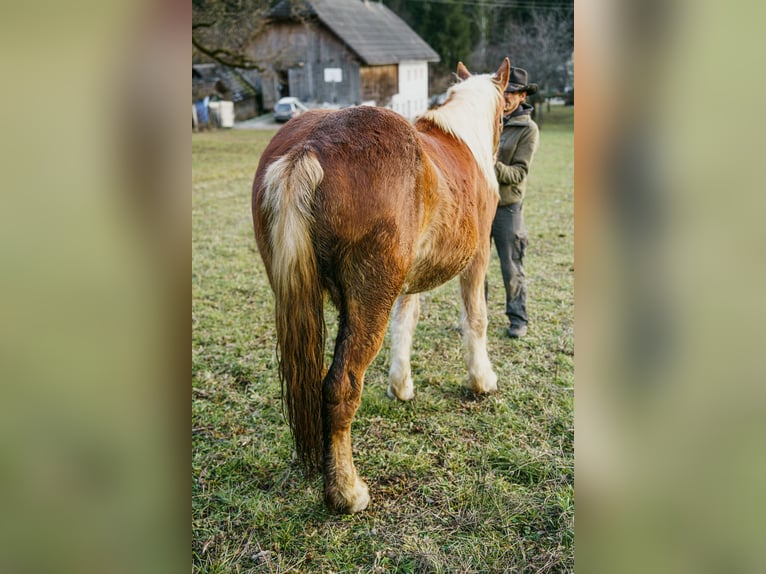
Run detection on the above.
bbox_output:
[273,97,309,122]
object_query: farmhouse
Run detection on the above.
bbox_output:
[247,0,440,119]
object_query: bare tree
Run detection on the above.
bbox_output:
[193,0,318,75]
[192,0,272,70]
[512,8,573,93]
[484,7,573,94]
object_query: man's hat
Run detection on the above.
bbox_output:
[504,67,538,95]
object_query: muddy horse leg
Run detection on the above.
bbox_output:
[387,294,420,401]
[459,251,498,394]
[322,301,392,513]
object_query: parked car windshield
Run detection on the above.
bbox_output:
[275,103,292,112]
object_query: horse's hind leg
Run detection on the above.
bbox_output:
[387,294,420,401]
[322,300,393,513]
[460,256,498,394]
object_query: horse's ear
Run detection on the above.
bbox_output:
[456,61,471,81]
[494,58,511,93]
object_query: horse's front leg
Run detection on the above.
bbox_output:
[387,294,420,401]
[459,252,498,394]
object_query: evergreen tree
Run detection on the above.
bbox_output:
[383,0,479,73]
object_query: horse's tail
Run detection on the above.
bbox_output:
[260,150,325,476]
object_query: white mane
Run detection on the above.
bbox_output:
[419,73,503,193]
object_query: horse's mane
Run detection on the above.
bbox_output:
[418,73,503,192]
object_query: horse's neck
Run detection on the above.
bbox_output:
[416,124,467,158]
[417,108,497,190]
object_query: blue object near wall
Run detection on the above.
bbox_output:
[195,97,210,123]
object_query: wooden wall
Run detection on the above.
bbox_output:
[247,22,363,109]
[360,65,398,106]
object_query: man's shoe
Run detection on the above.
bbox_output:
[507,324,527,338]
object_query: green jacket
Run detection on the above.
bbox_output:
[494,103,539,206]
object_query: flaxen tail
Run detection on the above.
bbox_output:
[260,150,325,476]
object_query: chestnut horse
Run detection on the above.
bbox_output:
[252,59,510,513]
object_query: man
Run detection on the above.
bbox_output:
[491,66,539,338]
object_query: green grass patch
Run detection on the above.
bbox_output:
[537,103,575,132]
[193,107,573,572]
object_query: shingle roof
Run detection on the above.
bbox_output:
[270,0,440,65]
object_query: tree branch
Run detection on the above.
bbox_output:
[192,35,264,71]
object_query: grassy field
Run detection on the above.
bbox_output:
[192,105,573,573]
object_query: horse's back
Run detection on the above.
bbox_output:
[257,107,420,170]
[284,106,423,183]
[255,107,426,220]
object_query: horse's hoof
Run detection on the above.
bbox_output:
[387,383,414,401]
[326,479,370,514]
[467,372,498,394]
[387,370,415,401]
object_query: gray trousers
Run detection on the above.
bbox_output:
[489,202,528,326]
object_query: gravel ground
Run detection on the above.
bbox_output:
[233,113,280,130]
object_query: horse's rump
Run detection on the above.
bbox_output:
[256,107,438,299]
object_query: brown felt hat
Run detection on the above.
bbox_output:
[504,67,538,95]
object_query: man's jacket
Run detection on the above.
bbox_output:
[494,103,539,206]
